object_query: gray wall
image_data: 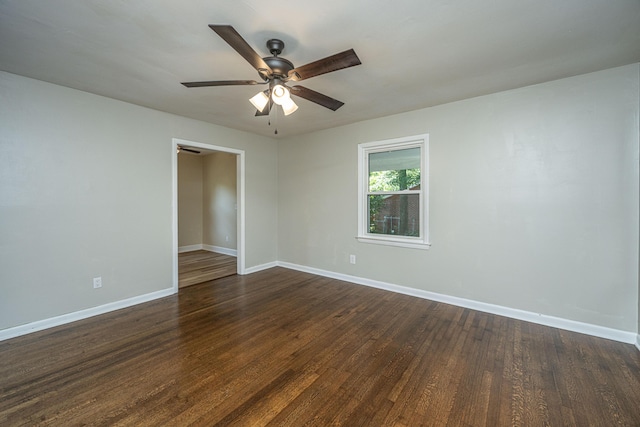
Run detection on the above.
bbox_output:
[177,153,203,247]
[0,71,278,331]
[278,64,640,333]
[177,152,237,251]
[1,64,638,338]
[203,152,237,250]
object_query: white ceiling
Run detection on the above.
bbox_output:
[1,0,639,138]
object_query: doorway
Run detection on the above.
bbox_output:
[178,250,237,288]
[172,138,245,292]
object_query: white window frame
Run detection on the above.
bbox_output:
[357,134,430,249]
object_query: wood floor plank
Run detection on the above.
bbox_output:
[178,250,236,288]
[1,267,639,426]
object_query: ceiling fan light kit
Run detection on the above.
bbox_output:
[249,91,269,112]
[269,80,298,115]
[181,25,361,132]
[280,97,298,116]
[270,83,289,105]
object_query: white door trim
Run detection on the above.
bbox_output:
[172,138,246,293]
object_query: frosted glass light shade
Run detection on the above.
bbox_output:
[249,91,269,112]
[271,84,291,105]
[282,98,298,116]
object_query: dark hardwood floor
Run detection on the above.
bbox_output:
[1,267,639,426]
[179,250,237,288]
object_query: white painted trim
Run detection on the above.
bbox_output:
[236,152,246,274]
[357,134,430,248]
[277,261,638,345]
[172,138,247,285]
[203,244,237,257]
[178,244,204,253]
[172,140,180,293]
[0,288,174,342]
[244,261,278,275]
[4,261,635,349]
[178,244,237,257]
[356,236,431,250]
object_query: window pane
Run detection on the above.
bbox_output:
[368,194,420,236]
[368,148,420,192]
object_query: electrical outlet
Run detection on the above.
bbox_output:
[349,254,356,264]
[225,235,229,242]
[93,277,102,289]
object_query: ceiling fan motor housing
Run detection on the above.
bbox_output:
[262,39,294,79]
[263,56,294,79]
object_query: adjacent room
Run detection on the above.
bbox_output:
[177,146,239,287]
[1,1,639,425]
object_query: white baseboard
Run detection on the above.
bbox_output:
[244,261,278,275]
[4,260,637,349]
[277,261,638,345]
[0,288,175,342]
[203,244,237,257]
[178,244,237,257]
[178,244,203,253]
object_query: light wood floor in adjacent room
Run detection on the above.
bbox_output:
[2,267,640,426]
[178,249,236,288]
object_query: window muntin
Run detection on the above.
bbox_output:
[358,135,429,249]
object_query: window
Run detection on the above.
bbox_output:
[357,134,429,249]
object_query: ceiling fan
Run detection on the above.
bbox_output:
[177,145,201,154]
[181,25,361,121]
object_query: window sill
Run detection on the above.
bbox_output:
[356,236,431,250]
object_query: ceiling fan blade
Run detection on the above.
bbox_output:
[290,86,345,111]
[181,80,260,88]
[178,146,201,154]
[209,25,273,77]
[288,49,361,82]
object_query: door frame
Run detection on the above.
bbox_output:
[172,138,246,292]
